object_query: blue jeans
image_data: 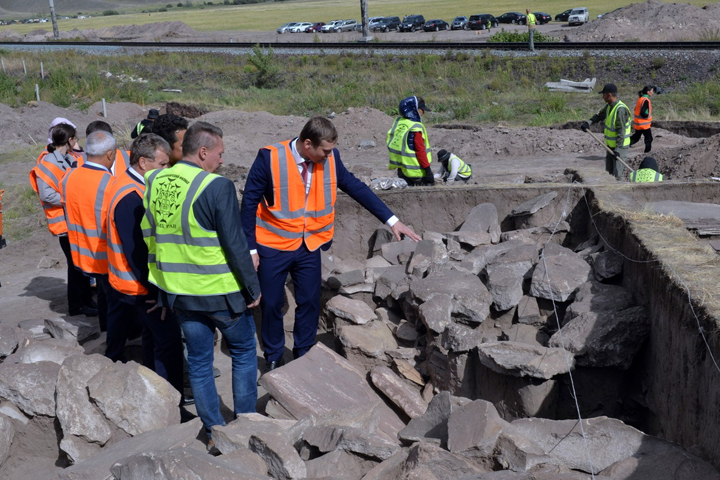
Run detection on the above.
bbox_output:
[174,308,257,436]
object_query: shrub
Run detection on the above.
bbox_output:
[166,4,173,7]
[102,10,119,16]
[651,57,665,69]
[246,44,282,88]
[698,27,720,41]
[177,2,183,6]
[487,28,559,43]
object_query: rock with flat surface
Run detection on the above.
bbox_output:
[516,296,541,325]
[460,203,499,233]
[530,243,591,302]
[511,192,558,217]
[326,295,376,325]
[371,228,395,256]
[59,419,201,480]
[409,272,492,325]
[305,450,377,479]
[477,342,573,380]
[494,423,560,472]
[402,441,490,479]
[56,354,117,462]
[0,326,19,359]
[0,414,14,467]
[337,321,398,370]
[17,318,52,340]
[398,391,471,447]
[370,366,427,419]
[459,240,527,276]
[478,366,558,420]
[419,293,454,334]
[326,270,365,290]
[109,447,269,480]
[485,245,539,311]
[382,239,418,265]
[442,323,483,353]
[408,239,448,276]
[589,250,623,280]
[564,281,633,323]
[212,413,295,454]
[374,265,412,302]
[511,416,644,473]
[44,317,99,344]
[87,361,180,436]
[447,400,504,460]
[395,320,418,342]
[9,342,83,366]
[302,424,399,460]
[511,192,559,230]
[549,306,649,369]
[0,360,59,416]
[362,450,409,480]
[249,432,306,480]
[445,231,493,249]
[259,343,405,444]
[365,255,392,283]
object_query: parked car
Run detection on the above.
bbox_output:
[533,12,552,24]
[554,9,572,22]
[306,22,326,32]
[399,15,426,32]
[335,19,358,32]
[568,7,589,25]
[451,16,468,30]
[497,12,527,25]
[467,14,499,30]
[423,19,449,32]
[290,22,312,33]
[354,16,384,31]
[277,22,298,34]
[320,20,343,32]
[372,16,401,32]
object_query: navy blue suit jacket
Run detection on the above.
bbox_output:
[240,141,394,252]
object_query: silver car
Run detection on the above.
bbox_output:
[335,19,358,32]
[320,20,343,32]
[277,22,297,34]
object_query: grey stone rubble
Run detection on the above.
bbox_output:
[1,199,718,479]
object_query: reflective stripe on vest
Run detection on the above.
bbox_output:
[142,163,243,296]
[631,168,662,182]
[255,140,337,252]
[451,154,472,177]
[632,96,652,130]
[135,122,145,136]
[60,165,114,274]
[604,101,631,149]
[107,176,147,296]
[386,117,432,178]
[111,150,131,177]
[29,152,70,235]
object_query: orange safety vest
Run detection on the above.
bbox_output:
[632,96,652,130]
[106,170,148,296]
[60,164,115,275]
[29,151,73,235]
[256,140,337,252]
[112,150,131,177]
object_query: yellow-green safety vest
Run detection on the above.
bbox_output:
[141,162,243,296]
[386,117,432,178]
[450,154,472,177]
[630,168,662,182]
[604,101,631,149]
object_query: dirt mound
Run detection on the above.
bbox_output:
[11,21,198,42]
[166,102,207,119]
[565,0,720,42]
[646,133,720,180]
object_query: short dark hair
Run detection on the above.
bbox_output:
[182,121,223,156]
[47,123,76,153]
[299,117,338,147]
[86,120,113,137]
[150,113,189,147]
[129,133,171,166]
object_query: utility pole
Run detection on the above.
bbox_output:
[360,0,372,42]
[48,0,59,40]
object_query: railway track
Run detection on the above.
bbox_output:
[1,40,720,51]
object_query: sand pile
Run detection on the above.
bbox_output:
[13,21,199,42]
[649,133,720,180]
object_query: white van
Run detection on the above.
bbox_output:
[568,7,589,26]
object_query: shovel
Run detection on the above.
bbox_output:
[585,129,634,174]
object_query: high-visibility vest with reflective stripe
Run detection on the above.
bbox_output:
[256,140,337,252]
[604,100,631,149]
[35,149,84,167]
[386,117,432,178]
[527,13,537,27]
[29,151,71,235]
[630,168,662,182]
[135,122,146,137]
[142,163,243,296]
[107,172,147,296]
[111,150,131,177]
[60,165,114,274]
[632,95,652,130]
[450,154,472,177]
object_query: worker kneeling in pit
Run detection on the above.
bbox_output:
[630,156,663,182]
[435,149,472,183]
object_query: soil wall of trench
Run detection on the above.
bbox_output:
[331,180,720,468]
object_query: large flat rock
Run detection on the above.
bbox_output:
[409,272,492,324]
[0,361,60,416]
[530,243,591,302]
[477,342,574,380]
[259,343,405,443]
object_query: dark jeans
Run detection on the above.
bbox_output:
[58,235,93,313]
[137,302,183,396]
[398,169,434,186]
[103,279,139,362]
[630,128,653,153]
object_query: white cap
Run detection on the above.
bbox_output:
[48,117,77,144]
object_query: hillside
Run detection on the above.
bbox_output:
[0,0,170,17]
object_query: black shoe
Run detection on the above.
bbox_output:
[263,358,285,374]
[182,392,195,406]
[69,306,98,317]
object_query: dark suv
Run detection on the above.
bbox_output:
[372,16,401,32]
[468,14,499,30]
[398,15,425,32]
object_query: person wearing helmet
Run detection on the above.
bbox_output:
[436,149,472,183]
[387,96,434,186]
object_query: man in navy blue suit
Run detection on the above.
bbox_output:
[241,116,420,373]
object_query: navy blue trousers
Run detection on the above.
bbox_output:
[137,302,184,396]
[258,244,321,363]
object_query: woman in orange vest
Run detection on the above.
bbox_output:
[29,122,97,316]
[630,85,656,153]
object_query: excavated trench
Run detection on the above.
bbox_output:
[330,171,720,468]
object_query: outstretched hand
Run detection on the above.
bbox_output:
[391,221,421,242]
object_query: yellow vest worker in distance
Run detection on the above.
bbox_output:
[29,121,96,317]
[60,131,117,332]
[630,85,657,154]
[630,156,663,182]
[387,96,435,186]
[241,116,421,374]
[142,121,261,443]
[436,149,472,183]
[581,83,632,180]
[526,9,537,51]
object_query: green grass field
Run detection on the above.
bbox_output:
[0,0,714,34]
